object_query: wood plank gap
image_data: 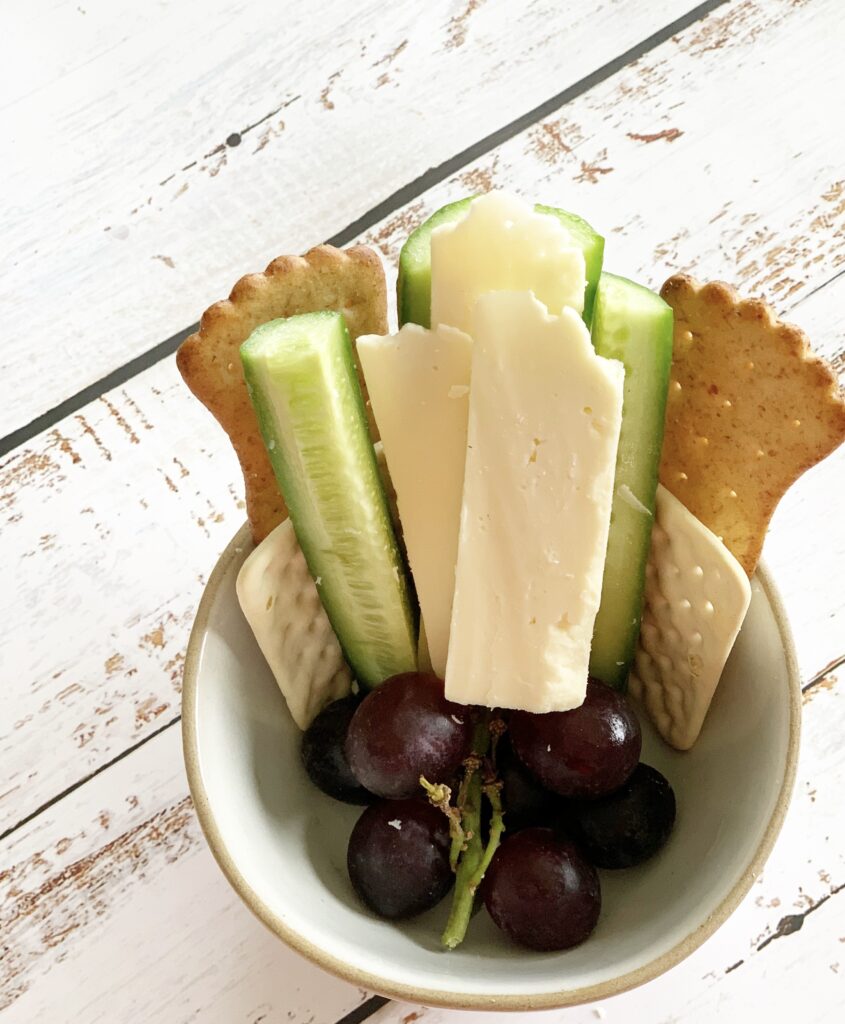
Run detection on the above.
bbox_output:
[0,323,197,459]
[0,0,729,460]
[801,652,845,693]
[791,264,845,310]
[0,713,181,845]
[755,881,845,953]
[333,996,390,1024]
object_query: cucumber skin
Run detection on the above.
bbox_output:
[589,274,673,689]
[397,197,474,329]
[397,196,605,328]
[241,313,417,689]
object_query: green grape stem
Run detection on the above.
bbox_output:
[470,778,505,891]
[419,776,465,856]
[440,712,506,950]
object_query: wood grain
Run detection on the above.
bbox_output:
[0,0,700,438]
[2,0,843,837]
[0,372,242,834]
[361,0,845,312]
[0,726,371,1023]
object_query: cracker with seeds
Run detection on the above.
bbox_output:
[658,275,845,576]
[177,246,387,542]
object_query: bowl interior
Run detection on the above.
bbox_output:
[184,526,799,1010]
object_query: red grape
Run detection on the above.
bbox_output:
[566,763,676,868]
[347,798,453,919]
[484,828,601,950]
[510,678,641,799]
[497,736,559,832]
[301,695,373,804]
[345,673,473,799]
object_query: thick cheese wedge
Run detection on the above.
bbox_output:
[430,190,586,335]
[628,485,751,750]
[445,291,624,713]
[358,323,473,677]
[236,519,352,729]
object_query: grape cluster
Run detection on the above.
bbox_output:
[301,673,676,950]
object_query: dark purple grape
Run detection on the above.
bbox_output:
[347,799,453,919]
[301,695,373,804]
[497,737,559,832]
[483,828,601,950]
[345,673,473,799]
[510,678,641,799]
[567,763,676,868]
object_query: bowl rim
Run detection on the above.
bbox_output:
[182,522,801,1011]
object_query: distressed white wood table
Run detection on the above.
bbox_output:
[2,1,843,1021]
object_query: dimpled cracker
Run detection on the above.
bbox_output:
[236,518,351,729]
[177,246,388,542]
[659,275,845,576]
[629,485,751,750]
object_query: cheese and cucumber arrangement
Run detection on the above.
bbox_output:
[177,189,845,953]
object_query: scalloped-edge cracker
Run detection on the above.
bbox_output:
[658,275,845,576]
[177,245,387,542]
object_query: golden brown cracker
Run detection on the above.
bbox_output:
[176,245,387,542]
[659,274,845,576]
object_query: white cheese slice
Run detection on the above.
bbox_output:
[358,323,472,677]
[417,615,434,674]
[430,190,586,335]
[445,291,624,713]
[236,519,352,729]
[628,485,751,750]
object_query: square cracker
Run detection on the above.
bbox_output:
[659,275,845,576]
[176,245,387,542]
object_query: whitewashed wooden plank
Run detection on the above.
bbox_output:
[0,725,370,1023]
[0,369,243,834]
[3,0,844,835]
[362,0,845,313]
[0,0,699,436]
[1,648,840,1021]
[362,676,845,1022]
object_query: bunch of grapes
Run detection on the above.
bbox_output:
[301,673,675,950]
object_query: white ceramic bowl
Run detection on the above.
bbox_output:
[182,524,800,1011]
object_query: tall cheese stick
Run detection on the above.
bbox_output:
[446,292,624,713]
[358,324,472,678]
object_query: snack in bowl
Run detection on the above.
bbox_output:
[178,190,844,959]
